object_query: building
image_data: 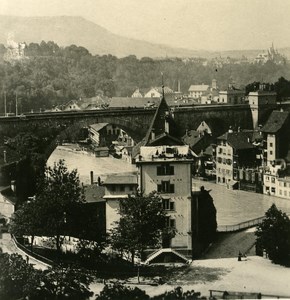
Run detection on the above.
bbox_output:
[134,96,197,258]
[254,43,286,65]
[4,36,26,62]
[261,110,290,197]
[218,86,245,104]
[249,85,277,129]
[102,174,138,232]
[188,84,209,99]
[144,86,174,98]
[215,129,263,190]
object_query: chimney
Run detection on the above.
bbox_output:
[90,171,94,185]
[178,80,181,93]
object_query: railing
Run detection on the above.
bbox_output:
[217,216,265,232]
[12,235,54,266]
[209,289,290,299]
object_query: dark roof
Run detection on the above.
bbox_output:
[261,111,289,133]
[84,185,105,203]
[103,175,138,185]
[89,123,109,132]
[183,132,214,156]
[218,131,254,150]
[132,96,183,157]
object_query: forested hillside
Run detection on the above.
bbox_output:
[1,41,290,113]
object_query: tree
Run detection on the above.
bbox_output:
[38,266,93,300]
[110,192,167,263]
[36,159,85,254]
[255,204,290,264]
[0,252,42,300]
[9,200,42,251]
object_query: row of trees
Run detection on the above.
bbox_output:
[1,41,290,113]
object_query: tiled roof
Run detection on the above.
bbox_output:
[84,185,105,203]
[188,85,209,92]
[218,131,254,150]
[89,123,109,132]
[103,174,138,185]
[109,97,160,108]
[261,111,289,133]
[183,132,214,156]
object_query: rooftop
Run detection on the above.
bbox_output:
[89,123,109,132]
[261,110,289,133]
[188,84,209,92]
[103,174,138,185]
[84,185,105,203]
[218,131,255,150]
[109,97,160,108]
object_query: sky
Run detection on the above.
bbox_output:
[0,0,290,51]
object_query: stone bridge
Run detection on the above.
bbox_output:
[0,102,278,153]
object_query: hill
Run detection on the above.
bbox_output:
[0,15,213,58]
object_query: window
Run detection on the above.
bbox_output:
[284,191,287,196]
[129,186,134,191]
[111,186,116,192]
[162,199,175,210]
[120,186,125,192]
[271,177,275,183]
[157,164,174,176]
[269,142,273,147]
[165,216,176,228]
[270,151,273,155]
[271,187,275,193]
[157,181,175,193]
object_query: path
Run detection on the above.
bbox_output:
[202,228,256,259]
[0,232,49,270]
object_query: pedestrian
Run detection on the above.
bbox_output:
[238,251,242,261]
[26,255,29,264]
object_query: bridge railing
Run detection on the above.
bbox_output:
[217,216,265,232]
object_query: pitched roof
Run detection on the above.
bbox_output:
[188,85,209,92]
[261,111,290,133]
[103,174,138,185]
[89,123,109,132]
[183,131,214,156]
[218,131,254,150]
[132,96,183,157]
[84,185,105,203]
[109,97,160,108]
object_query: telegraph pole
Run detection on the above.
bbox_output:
[15,91,18,116]
[4,90,7,117]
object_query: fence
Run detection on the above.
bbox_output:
[217,216,265,232]
[12,235,54,266]
[209,289,290,299]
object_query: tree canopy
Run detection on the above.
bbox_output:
[110,192,168,263]
[1,41,290,114]
[255,204,290,264]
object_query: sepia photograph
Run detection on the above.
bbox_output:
[0,0,290,298]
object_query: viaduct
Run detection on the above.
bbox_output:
[0,103,278,143]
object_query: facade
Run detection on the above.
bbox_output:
[144,86,174,98]
[261,110,290,197]
[215,129,263,190]
[133,96,198,257]
[102,175,138,232]
[218,87,245,104]
[188,84,209,99]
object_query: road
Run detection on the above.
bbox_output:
[0,232,49,270]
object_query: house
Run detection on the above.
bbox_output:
[102,174,138,232]
[133,96,199,260]
[94,147,109,157]
[188,84,209,99]
[144,86,174,98]
[200,90,219,104]
[63,95,110,111]
[63,100,82,111]
[89,123,127,148]
[215,128,263,190]
[218,85,245,104]
[261,110,290,197]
